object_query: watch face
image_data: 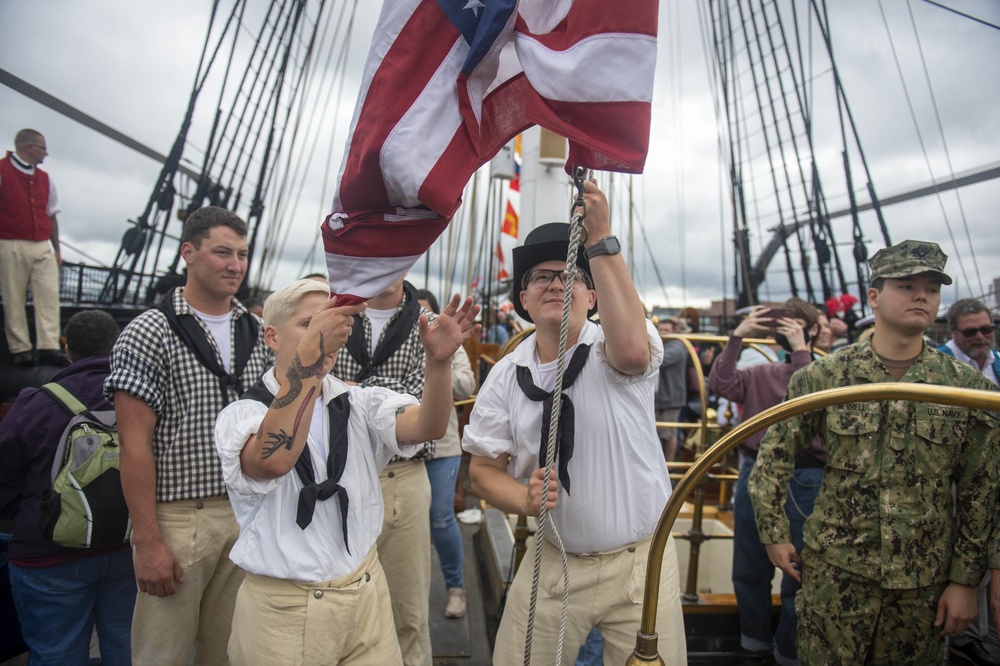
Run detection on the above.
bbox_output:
[588,236,621,258]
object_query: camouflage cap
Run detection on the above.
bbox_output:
[869,240,953,285]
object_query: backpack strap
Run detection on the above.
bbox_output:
[157,288,260,404]
[40,382,89,416]
[39,380,116,428]
[40,382,114,473]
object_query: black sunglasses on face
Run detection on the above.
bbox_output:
[957,325,995,338]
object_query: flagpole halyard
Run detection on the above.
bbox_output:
[522,165,591,666]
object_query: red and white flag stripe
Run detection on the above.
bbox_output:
[323,0,657,303]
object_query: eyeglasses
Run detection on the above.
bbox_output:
[522,268,593,290]
[27,144,47,153]
[957,325,995,338]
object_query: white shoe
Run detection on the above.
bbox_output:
[445,587,466,618]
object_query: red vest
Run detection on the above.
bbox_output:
[0,151,52,241]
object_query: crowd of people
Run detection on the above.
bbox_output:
[2,128,1000,666]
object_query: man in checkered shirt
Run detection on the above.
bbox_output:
[105,207,271,665]
[332,276,436,666]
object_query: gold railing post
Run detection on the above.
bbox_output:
[627,384,1000,665]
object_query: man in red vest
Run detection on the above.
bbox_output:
[0,129,66,367]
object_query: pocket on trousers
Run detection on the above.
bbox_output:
[256,588,308,615]
[541,552,569,600]
[627,549,649,605]
[155,508,197,568]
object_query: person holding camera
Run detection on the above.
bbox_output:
[708,298,824,665]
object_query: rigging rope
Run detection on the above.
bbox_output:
[522,167,589,666]
[901,0,984,296]
[919,0,1000,31]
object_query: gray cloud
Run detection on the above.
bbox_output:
[1,0,997,310]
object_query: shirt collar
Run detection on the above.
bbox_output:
[262,367,350,404]
[857,339,934,383]
[508,320,598,368]
[7,151,34,174]
[173,286,249,318]
[946,338,999,370]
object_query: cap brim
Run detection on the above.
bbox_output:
[876,269,953,286]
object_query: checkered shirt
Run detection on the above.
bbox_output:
[104,289,273,501]
[332,293,435,460]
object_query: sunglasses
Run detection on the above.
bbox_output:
[957,325,995,338]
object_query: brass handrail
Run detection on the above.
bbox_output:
[626,383,1000,666]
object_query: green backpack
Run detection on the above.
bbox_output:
[38,383,131,548]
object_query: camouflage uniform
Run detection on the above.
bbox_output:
[749,341,1000,664]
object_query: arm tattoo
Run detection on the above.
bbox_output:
[261,430,294,459]
[261,386,316,460]
[273,334,326,409]
[396,406,409,415]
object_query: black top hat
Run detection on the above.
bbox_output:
[511,223,597,323]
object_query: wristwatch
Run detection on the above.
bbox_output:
[585,235,621,260]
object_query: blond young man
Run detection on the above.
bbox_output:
[215,279,479,665]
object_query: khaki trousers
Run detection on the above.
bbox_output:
[0,238,60,353]
[377,459,432,666]
[131,497,244,666]
[228,547,401,666]
[494,534,687,666]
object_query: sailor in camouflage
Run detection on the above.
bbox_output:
[748,239,1000,665]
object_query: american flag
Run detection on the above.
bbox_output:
[323,0,658,302]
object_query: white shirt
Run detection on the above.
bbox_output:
[944,339,1000,387]
[364,307,397,357]
[214,369,419,581]
[190,307,233,373]
[463,320,671,553]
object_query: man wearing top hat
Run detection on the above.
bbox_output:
[463,181,686,665]
[748,239,1000,664]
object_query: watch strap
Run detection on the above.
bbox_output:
[585,235,620,260]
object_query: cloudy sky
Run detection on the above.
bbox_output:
[1,0,998,312]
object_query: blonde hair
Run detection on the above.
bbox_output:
[262,279,330,328]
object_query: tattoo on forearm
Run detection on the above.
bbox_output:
[293,387,315,433]
[261,430,294,459]
[273,335,326,409]
[396,406,409,415]
[261,387,316,460]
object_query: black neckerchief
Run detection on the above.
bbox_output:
[242,379,353,551]
[343,282,421,384]
[156,288,258,405]
[514,343,591,495]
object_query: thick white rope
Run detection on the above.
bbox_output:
[522,171,588,666]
